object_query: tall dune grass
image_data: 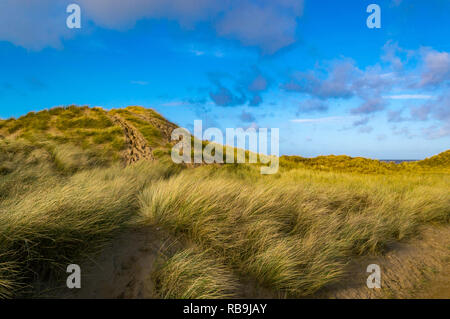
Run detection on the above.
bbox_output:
[152,248,238,299]
[139,165,450,296]
[1,106,449,299]
[0,160,179,298]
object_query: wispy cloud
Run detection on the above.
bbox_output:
[240,110,255,122]
[189,49,205,56]
[160,100,190,107]
[290,116,354,123]
[383,94,433,100]
[297,99,328,114]
[131,80,149,86]
[208,68,270,107]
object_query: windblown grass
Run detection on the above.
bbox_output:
[0,159,179,298]
[0,105,449,299]
[152,248,238,299]
[139,165,450,296]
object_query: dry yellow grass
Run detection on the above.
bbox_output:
[152,248,238,299]
[0,106,448,299]
[0,152,178,297]
[139,165,449,297]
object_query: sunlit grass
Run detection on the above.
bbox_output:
[139,165,450,296]
[0,105,448,299]
[152,248,238,299]
[0,157,179,297]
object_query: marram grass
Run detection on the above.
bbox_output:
[139,165,450,296]
[0,106,449,298]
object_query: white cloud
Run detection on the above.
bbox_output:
[0,0,304,53]
[0,0,72,50]
[419,49,450,87]
[216,1,303,54]
[383,94,433,100]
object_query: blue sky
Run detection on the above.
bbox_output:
[0,0,449,159]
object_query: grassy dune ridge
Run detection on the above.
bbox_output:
[0,105,448,298]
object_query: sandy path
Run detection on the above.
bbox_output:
[110,114,154,165]
[131,112,178,144]
[312,226,450,299]
[51,225,448,299]
[53,227,178,299]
